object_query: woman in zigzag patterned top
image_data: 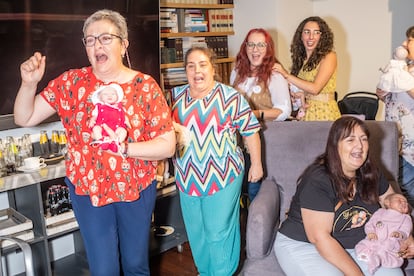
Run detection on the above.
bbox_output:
[171,46,263,276]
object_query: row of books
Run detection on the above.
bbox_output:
[162,68,187,89]
[161,36,229,64]
[161,38,184,64]
[208,9,233,32]
[161,0,233,4]
[160,8,233,33]
[184,9,208,32]
[216,61,233,85]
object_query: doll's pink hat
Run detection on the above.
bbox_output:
[91,83,124,105]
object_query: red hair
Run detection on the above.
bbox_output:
[234,28,279,87]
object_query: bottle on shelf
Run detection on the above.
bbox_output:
[50,130,60,155]
[39,130,50,157]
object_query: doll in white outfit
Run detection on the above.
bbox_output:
[377,46,414,93]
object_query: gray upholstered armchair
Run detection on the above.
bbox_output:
[240,120,414,276]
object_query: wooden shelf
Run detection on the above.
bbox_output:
[161,31,234,38]
[160,3,233,9]
[161,57,235,69]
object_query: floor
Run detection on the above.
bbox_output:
[150,204,248,275]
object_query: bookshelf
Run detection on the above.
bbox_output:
[161,31,234,38]
[160,1,235,86]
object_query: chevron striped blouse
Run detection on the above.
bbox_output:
[171,82,261,197]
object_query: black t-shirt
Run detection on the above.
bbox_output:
[278,164,389,249]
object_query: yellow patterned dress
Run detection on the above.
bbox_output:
[298,66,341,121]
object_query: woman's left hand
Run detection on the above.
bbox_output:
[248,163,263,183]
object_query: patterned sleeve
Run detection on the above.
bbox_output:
[222,83,261,137]
[141,75,174,139]
[39,71,70,114]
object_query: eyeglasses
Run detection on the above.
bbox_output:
[82,33,123,47]
[246,42,267,50]
[302,29,322,36]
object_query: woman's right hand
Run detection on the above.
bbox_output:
[272,62,289,79]
[20,52,46,84]
[376,88,389,101]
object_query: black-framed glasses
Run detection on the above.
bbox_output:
[246,41,267,50]
[82,33,123,47]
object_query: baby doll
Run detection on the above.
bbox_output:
[355,193,412,275]
[377,46,414,93]
[289,83,306,120]
[89,83,129,153]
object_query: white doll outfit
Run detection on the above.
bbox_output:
[377,59,414,93]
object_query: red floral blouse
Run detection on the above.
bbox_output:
[41,67,173,206]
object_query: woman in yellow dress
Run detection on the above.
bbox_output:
[273,16,341,121]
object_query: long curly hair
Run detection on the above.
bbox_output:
[298,116,380,204]
[290,16,334,75]
[233,28,279,87]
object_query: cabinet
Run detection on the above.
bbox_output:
[160,2,235,88]
[0,162,187,275]
[0,164,85,275]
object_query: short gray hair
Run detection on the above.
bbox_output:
[83,9,128,40]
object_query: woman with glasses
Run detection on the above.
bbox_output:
[14,9,175,276]
[273,16,341,121]
[230,28,291,202]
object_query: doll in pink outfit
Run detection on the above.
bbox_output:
[355,193,412,275]
[89,83,129,153]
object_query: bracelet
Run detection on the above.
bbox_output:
[121,142,129,158]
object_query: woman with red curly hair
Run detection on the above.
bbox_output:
[230,28,291,201]
[231,28,291,122]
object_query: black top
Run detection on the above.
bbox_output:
[278,164,389,248]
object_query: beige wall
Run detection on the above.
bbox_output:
[228,0,414,119]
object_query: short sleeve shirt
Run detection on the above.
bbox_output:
[171,82,261,196]
[41,67,173,207]
[279,164,389,248]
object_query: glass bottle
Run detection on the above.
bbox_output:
[50,130,60,155]
[23,134,33,158]
[39,130,50,157]
[0,138,7,177]
[4,136,17,173]
[15,137,25,167]
[59,130,68,156]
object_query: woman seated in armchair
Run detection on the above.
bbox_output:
[273,116,404,276]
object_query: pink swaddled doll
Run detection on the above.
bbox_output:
[355,193,412,275]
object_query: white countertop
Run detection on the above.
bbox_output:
[0,161,66,192]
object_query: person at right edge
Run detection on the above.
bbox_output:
[376,26,414,209]
[273,16,341,121]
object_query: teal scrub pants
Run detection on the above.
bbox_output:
[179,175,243,276]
